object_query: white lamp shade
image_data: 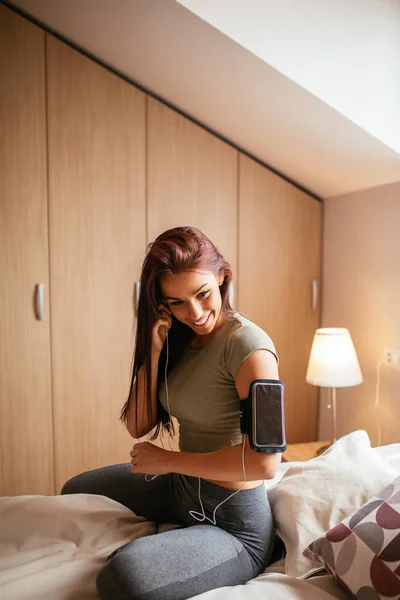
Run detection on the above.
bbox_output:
[306,328,363,387]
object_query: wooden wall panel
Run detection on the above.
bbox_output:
[239,154,322,442]
[46,36,146,490]
[147,98,238,280]
[0,5,54,495]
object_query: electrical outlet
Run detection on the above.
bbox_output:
[383,346,400,369]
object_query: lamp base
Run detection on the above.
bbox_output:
[316,387,337,457]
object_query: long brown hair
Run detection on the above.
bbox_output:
[120,226,234,440]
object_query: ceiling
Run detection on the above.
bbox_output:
[6,0,400,198]
[178,0,400,156]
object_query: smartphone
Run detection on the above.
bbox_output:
[251,380,286,451]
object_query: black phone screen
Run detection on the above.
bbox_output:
[253,382,285,447]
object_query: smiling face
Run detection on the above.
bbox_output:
[159,269,226,340]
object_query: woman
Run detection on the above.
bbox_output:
[61,226,282,600]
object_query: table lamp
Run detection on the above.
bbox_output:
[306,327,363,451]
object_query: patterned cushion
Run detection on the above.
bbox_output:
[304,475,400,599]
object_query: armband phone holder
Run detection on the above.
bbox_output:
[240,379,287,453]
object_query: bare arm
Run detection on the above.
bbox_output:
[165,434,281,481]
[126,306,172,439]
[125,351,160,439]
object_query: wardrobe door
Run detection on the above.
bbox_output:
[239,154,322,443]
[46,36,146,491]
[0,6,54,495]
[147,97,238,277]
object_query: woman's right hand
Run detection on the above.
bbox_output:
[152,304,172,356]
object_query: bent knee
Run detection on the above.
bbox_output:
[60,473,88,495]
[96,550,143,600]
[60,477,76,495]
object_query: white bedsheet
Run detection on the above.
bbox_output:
[0,494,156,600]
[0,443,399,600]
[193,564,349,600]
[0,490,346,600]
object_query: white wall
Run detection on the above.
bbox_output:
[178,0,400,156]
[321,181,400,445]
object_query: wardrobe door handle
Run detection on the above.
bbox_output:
[311,279,318,312]
[35,283,44,321]
[134,281,141,314]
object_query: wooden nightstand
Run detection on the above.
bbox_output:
[282,440,330,462]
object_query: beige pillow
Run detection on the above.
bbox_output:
[267,430,398,578]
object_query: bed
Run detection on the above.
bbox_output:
[1,430,399,600]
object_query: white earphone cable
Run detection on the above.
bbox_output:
[189,435,246,525]
[145,328,247,525]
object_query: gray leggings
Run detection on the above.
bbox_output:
[61,464,275,600]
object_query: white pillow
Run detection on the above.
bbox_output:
[375,442,400,473]
[267,430,398,579]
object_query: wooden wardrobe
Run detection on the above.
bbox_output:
[0,4,322,496]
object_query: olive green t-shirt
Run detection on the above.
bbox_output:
[159,313,278,453]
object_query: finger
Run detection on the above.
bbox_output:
[153,317,171,331]
[157,321,172,341]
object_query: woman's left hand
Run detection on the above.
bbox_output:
[130,442,171,475]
